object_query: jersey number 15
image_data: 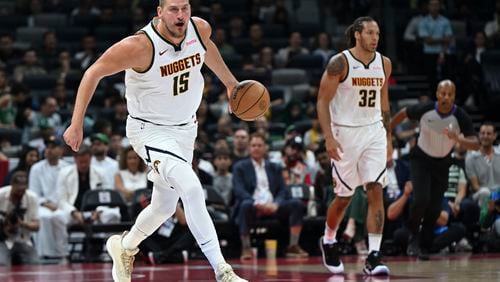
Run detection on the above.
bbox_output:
[173,72,190,96]
[358,89,376,107]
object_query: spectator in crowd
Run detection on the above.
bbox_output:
[3,145,39,186]
[114,146,148,205]
[402,0,427,73]
[74,35,99,71]
[38,31,61,71]
[247,46,275,75]
[71,0,101,17]
[276,32,309,68]
[90,133,118,189]
[460,31,487,108]
[0,171,40,265]
[0,34,22,66]
[418,0,454,90]
[484,0,500,44]
[28,135,69,259]
[248,24,267,58]
[312,32,336,67]
[227,16,246,42]
[281,137,312,186]
[212,148,233,206]
[232,133,308,260]
[213,28,235,57]
[110,97,128,136]
[29,96,62,139]
[387,181,467,256]
[465,122,500,207]
[232,128,249,165]
[57,145,120,225]
[13,50,47,83]
[108,132,125,160]
[303,118,323,152]
[0,69,11,97]
[313,143,333,215]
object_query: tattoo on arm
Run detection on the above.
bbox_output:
[326,55,345,76]
[382,110,391,136]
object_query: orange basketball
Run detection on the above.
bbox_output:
[230,80,270,121]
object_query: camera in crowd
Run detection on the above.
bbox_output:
[0,205,27,241]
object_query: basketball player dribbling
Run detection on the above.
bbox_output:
[63,1,246,281]
[316,16,392,275]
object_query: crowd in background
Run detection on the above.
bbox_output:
[0,0,499,265]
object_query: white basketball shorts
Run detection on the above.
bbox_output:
[330,121,387,197]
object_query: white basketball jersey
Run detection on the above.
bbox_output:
[329,50,385,127]
[125,18,206,125]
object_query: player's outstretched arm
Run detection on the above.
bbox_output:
[316,54,346,161]
[192,17,238,98]
[64,34,152,151]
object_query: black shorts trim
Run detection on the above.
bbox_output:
[331,161,353,191]
[375,167,387,183]
[145,145,187,164]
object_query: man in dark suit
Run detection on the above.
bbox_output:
[232,133,308,260]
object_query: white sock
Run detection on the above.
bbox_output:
[323,224,337,244]
[122,226,148,250]
[368,233,382,253]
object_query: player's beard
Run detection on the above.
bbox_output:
[361,40,376,53]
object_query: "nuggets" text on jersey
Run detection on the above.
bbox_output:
[160,53,201,77]
[352,77,384,87]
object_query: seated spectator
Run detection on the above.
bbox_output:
[387,181,467,256]
[232,133,308,260]
[281,137,312,186]
[3,145,39,186]
[57,145,120,225]
[0,171,40,265]
[231,128,249,165]
[13,50,47,83]
[312,32,336,67]
[114,146,148,205]
[213,28,235,57]
[38,31,61,71]
[303,118,323,152]
[313,143,333,215]
[192,149,213,186]
[74,35,100,71]
[275,32,309,68]
[212,148,233,206]
[465,123,500,207]
[90,133,119,189]
[343,187,369,255]
[484,0,500,46]
[29,136,69,260]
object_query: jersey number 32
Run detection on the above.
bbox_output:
[358,89,376,107]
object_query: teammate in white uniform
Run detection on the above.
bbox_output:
[63,1,246,281]
[316,16,392,275]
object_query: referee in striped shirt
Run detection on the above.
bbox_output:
[391,79,480,256]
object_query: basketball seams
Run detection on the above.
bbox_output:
[238,87,266,117]
[232,81,256,113]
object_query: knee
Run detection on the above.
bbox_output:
[240,200,255,214]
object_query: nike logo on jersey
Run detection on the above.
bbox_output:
[159,49,168,56]
[353,66,361,69]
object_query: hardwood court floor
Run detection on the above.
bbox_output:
[1,254,499,281]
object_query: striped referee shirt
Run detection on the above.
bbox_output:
[407,101,474,158]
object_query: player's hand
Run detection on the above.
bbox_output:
[63,123,84,152]
[325,137,343,161]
